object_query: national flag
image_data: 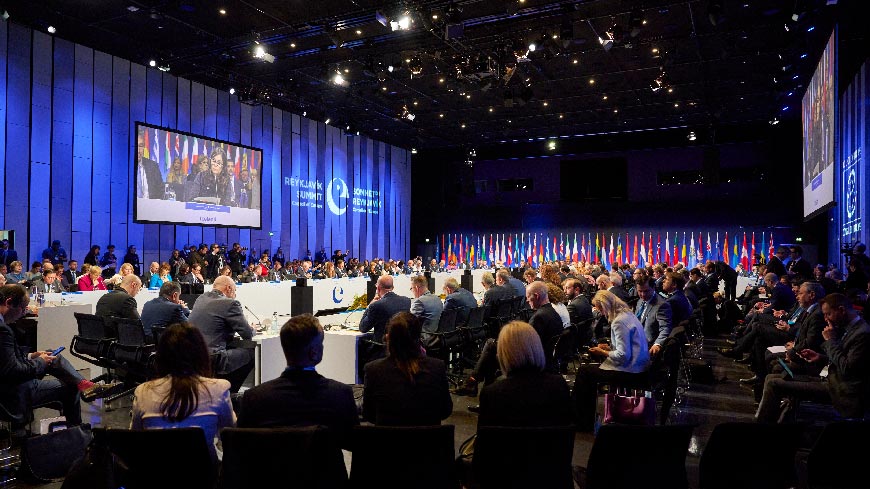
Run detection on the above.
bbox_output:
[616,235,623,266]
[639,235,647,268]
[436,236,440,263]
[151,129,161,169]
[506,235,513,266]
[142,129,151,159]
[181,136,190,175]
[609,234,615,266]
[595,234,600,264]
[741,232,749,270]
[633,234,639,264]
[681,232,687,266]
[573,233,579,262]
[696,233,704,265]
[706,232,712,263]
[750,232,756,267]
[648,233,653,265]
[458,236,464,265]
[683,233,698,268]
[723,232,729,265]
[665,232,671,265]
[759,232,766,265]
[656,234,662,264]
[580,234,586,262]
[538,238,543,266]
[164,130,171,177]
[559,233,565,261]
[601,234,608,268]
[768,232,774,262]
[733,242,739,269]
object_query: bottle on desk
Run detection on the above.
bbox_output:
[271,312,279,334]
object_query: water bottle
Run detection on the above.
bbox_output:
[37,291,46,307]
[271,312,279,334]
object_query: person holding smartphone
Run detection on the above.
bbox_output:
[0,285,119,435]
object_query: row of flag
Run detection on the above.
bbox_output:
[436,231,776,271]
[140,128,260,181]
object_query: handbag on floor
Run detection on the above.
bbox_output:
[602,389,656,426]
[20,423,92,482]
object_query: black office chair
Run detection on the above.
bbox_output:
[349,425,458,489]
[473,425,575,489]
[551,325,579,374]
[458,305,488,370]
[577,423,696,489]
[699,422,805,489]
[99,426,215,489]
[70,312,116,384]
[106,317,155,405]
[219,426,347,489]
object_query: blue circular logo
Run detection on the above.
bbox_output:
[332,286,344,303]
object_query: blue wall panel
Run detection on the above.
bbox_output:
[28,31,51,260]
[71,43,94,259]
[2,22,410,266]
[50,39,74,252]
[110,57,131,252]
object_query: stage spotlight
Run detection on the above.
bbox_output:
[149,59,157,67]
[332,72,347,86]
[401,105,416,121]
[769,117,779,125]
[253,43,275,63]
[229,87,235,95]
[687,131,697,141]
[47,25,56,34]
[409,56,423,76]
[157,63,170,72]
[324,117,332,125]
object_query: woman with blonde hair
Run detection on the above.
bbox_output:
[105,262,136,289]
[78,264,107,291]
[572,290,649,431]
[321,261,336,279]
[477,321,572,427]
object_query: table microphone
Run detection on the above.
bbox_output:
[245,305,266,332]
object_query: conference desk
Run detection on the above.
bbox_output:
[250,311,367,386]
[34,302,94,371]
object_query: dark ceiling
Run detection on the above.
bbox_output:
[7,0,863,150]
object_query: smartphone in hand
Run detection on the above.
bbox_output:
[50,346,65,356]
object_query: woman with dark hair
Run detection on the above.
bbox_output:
[362,312,452,425]
[83,245,101,267]
[131,322,235,460]
[168,249,186,278]
[124,245,141,275]
[149,262,173,288]
[189,148,235,205]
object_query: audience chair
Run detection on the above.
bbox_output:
[349,425,458,489]
[699,422,805,489]
[70,312,116,384]
[551,325,579,374]
[577,423,696,489]
[428,308,465,382]
[806,420,870,489]
[473,425,575,489]
[486,298,514,337]
[458,305,489,370]
[99,426,215,489]
[219,426,347,489]
[106,317,156,405]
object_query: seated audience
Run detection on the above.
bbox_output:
[442,277,477,326]
[29,268,66,293]
[410,274,443,348]
[359,275,412,344]
[4,261,25,284]
[238,314,358,448]
[363,312,452,425]
[131,322,236,461]
[149,262,173,288]
[755,293,870,422]
[573,290,650,432]
[105,262,136,289]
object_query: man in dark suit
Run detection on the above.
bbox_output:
[140,281,190,339]
[703,262,720,295]
[238,314,358,450]
[442,277,477,326]
[29,269,66,293]
[756,293,870,422]
[787,245,813,280]
[95,275,142,336]
[188,276,255,392]
[597,273,629,303]
[766,247,788,278]
[685,268,709,308]
[716,260,739,301]
[765,273,797,313]
[61,260,80,290]
[359,275,411,344]
[499,269,526,298]
[0,240,18,268]
[526,281,565,372]
[781,282,827,375]
[563,278,593,343]
[0,285,119,433]
[662,272,693,329]
[136,131,164,199]
[635,276,673,357]
[481,271,512,307]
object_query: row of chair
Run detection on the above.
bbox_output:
[70,312,156,406]
[82,420,869,489]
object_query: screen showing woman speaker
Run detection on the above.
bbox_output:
[134,123,263,228]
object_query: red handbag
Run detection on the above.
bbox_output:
[602,389,656,425]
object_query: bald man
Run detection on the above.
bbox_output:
[189,275,255,392]
[359,275,412,344]
[95,274,142,336]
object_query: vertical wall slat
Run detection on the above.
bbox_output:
[29,31,51,261]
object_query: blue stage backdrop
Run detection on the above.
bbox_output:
[838,60,869,265]
[0,22,411,266]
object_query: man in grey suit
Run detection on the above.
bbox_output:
[141,281,190,339]
[359,275,412,343]
[410,275,443,345]
[442,277,477,326]
[29,269,66,293]
[481,271,512,307]
[188,276,255,392]
[496,269,524,298]
[635,276,672,357]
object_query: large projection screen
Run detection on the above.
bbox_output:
[134,122,263,228]
[802,31,836,220]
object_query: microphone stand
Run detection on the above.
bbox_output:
[245,305,267,333]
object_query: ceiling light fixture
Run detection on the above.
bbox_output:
[401,105,416,121]
[149,59,157,67]
[390,12,413,31]
[219,8,227,15]
[688,131,696,141]
[324,118,331,125]
[229,87,235,95]
[46,25,56,34]
[253,43,275,63]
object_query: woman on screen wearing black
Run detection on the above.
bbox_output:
[189,149,235,206]
[124,245,141,275]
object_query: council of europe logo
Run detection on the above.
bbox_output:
[326,177,349,216]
